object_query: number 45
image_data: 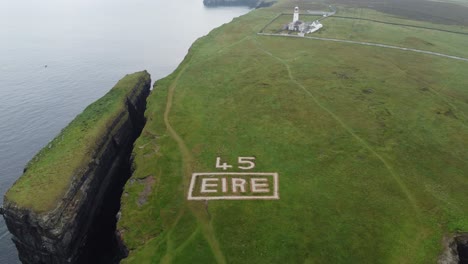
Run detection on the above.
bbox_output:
[215,156,256,170]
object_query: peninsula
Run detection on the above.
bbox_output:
[118,1,468,263]
[3,0,468,263]
[2,71,150,263]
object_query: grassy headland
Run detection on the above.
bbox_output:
[5,71,150,213]
[119,1,468,263]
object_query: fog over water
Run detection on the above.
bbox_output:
[0,0,249,262]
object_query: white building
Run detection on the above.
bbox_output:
[307,20,323,34]
[293,6,299,22]
[287,6,323,35]
[288,7,305,31]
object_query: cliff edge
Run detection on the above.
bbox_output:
[116,2,468,263]
[2,71,151,263]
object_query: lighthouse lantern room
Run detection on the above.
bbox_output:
[293,6,299,22]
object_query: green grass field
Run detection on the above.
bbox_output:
[118,1,468,263]
[263,12,468,58]
[5,71,150,212]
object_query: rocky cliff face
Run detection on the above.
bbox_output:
[2,71,151,264]
[438,233,468,264]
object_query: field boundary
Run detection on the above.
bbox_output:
[331,15,468,36]
[259,12,330,33]
[257,32,468,62]
[260,13,468,36]
[259,13,286,33]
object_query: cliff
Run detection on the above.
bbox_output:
[2,71,151,263]
[116,2,468,263]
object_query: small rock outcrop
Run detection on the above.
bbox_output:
[2,71,151,263]
[439,233,468,264]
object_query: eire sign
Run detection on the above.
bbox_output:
[187,157,279,200]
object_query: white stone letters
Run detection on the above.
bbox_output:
[231,178,247,193]
[251,178,270,193]
[188,156,279,200]
[216,156,256,170]
[237,157,255,170]
[188,173,279,200]
[221,177,228,193]
[200,178,218,193]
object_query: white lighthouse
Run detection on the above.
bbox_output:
[293,6,299,22]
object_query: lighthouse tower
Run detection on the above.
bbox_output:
[293,6,299,22]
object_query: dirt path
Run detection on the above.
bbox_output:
[216,35,252,54]
[161,64,227,264]
[254,38,421,215]
[254,39,429,255]
[258,33,468,63]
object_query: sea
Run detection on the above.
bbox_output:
[0,0,250,262]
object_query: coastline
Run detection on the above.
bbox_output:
[0,2,252,262]
[2,72,151,263]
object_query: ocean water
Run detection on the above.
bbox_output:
[0,0,250,262]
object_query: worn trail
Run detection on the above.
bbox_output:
[254,38,421,215]
[162,64,227,264]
